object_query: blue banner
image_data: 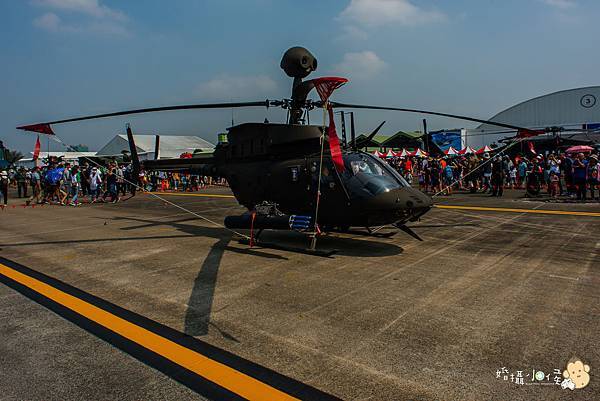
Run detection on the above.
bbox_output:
[45,167,65,185]
[430,130,462,151]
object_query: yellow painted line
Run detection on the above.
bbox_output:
[146,192,235,199]
[0,262,299,401]
[434,204,600,217]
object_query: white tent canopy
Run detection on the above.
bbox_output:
[398,148,410,157]
[96,134,214,160]
[444,146,459,155]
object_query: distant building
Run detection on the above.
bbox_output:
[70,144,89,152]
[96,134,214,160]
[353,131,425,151]
[15,151,97,168]
[466,86,600,147]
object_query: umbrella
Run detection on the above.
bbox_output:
[372,150,384,157]
[411,148,428,157]
[384,150,395,158]
[444,146,459,155]
[566,145,594,154]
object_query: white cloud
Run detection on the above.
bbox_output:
[336,25,369,41]
[33,0,127,21]
[339,0,446,28]
[196,75,278,99]
[31,0,129,35]
[539,0,577,9]
[334,51,387,79]
[33,12,62,32]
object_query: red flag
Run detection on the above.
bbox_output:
[327,105,345,173]
[528,141,536,154]
[33,136,41,161]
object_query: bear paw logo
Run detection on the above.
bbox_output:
[561,357,591,390]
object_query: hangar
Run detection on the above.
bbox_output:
[465,86,600,147]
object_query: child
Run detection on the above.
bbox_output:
[509,166,517,189]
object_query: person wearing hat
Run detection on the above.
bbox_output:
[15,167,28,198]
[89,166,102,203]
[0,170,8,205]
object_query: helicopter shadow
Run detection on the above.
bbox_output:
[114,215,290,338]
[112,215,404,337]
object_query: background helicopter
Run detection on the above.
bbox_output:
[18,46,538,254]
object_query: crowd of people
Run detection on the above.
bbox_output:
[0,161,227,206]
[1,149,599,206]
[387,150,600,201]
[0,161,138,206]
[143,171,227,192]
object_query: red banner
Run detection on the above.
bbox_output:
[310,77,348,174]
[327,105,345,173]
[33,136,41,160]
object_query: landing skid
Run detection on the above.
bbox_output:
[237,238,337,257]
[332,224,423,241]
[330,227,397,238]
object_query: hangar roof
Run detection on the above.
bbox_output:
[477,86,600,132]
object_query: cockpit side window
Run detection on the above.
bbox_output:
[345,153,408,188]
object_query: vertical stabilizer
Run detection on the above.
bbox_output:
[126,124,141,182]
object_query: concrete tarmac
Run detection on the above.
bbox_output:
[0,188,598,400]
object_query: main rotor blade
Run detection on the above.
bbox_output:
[17,100,270,133]
[329,102,540,136]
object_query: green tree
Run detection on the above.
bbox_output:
[5,150,24,165]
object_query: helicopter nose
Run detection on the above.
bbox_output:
[407,187,433,209]
[365,187,432,224]
[401,187,433,220]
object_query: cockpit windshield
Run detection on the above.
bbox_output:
[343,153,409,196]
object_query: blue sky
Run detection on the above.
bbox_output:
[2,0,600,153]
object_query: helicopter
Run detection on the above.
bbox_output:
[17,46,539,255]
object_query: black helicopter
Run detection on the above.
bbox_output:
[18,46,537,253]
